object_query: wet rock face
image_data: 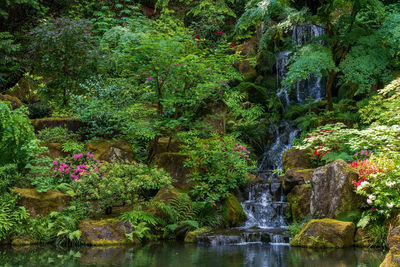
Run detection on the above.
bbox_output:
[85,139,135,164]
[12,188,71,218]
[153,152,191,189]
[282,148,312,172]
[287,184,311,222]
[380,228,400,267]
[283,168,315,193]
[290,218,355,248]
[310,159,358,218]
[79,219,139,246]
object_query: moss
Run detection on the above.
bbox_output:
[354,228,374,247]
[30,117,83,132]
[290,218,355,248]
[154,152,191,189]
[85,139,135,164]
[236,82,267,105]
[42,142,69,159]
[12,188,71,218]
[184,227,211,243]
[222,195,247,228]
[11,236,38,246]
[282,148,312,172]
[79,219,139,246]
[0,94,23,109]
[287,184,311,222]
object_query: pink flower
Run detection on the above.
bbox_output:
[229,43,235,47]
[53,160,58,165]
[213,22,217,25]
[197,26,201,30]
[146,76,153,81]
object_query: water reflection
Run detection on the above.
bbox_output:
[0,243,386,267]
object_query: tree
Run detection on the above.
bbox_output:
[29,17,98,105]
[236,0,399,110]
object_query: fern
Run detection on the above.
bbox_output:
[192,201,222,228]
[120,210,159,227]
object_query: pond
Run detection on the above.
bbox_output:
[0,242,386,267]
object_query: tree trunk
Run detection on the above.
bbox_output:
[326,70,336,111]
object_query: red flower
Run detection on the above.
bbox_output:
[197,26,201,30]
[211,45,215,48]
[229,43,235,47]
[195,34,200,39]
[371,208,376,211]
[196,40,200,44]
[212,202,217,207]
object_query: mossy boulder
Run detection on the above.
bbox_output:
[12,188,71,218]
[221,195,247,228]
[0,94,22,109]
[236,82,268,105]
[184,227,212,243]
[198,101,227,135]
[154,152,191,189]
[149,137,183,155]
[310,159,358,218]
[283,168,315,193]
[282,148,312,172]
[247,173,263,184]
[31,117,83,132]
[381,227,400,267]
[79,219,139,246]
[290,218,355,248]
[11,236,38,246]
[354,228,374,247]
[85,139,135,164]
[42,142,69,159]
[287,184,311,222]
[235,36,258,81]
[153,187,182,204]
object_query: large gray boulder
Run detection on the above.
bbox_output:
[310,159,358,218]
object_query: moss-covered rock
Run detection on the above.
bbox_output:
[31,117,83,132]
[247,173,263,184]
[42,142,69,159]
[235,36,258,81]
[0,94,22,109]
[149,137,183,155]
[79,219,139,246]
[282,148,312,172]
[153,187,182,204]
[12,188,71,218]
[381,227,400,267]
[354,228,374,247]
[198,101,227,135]
[236,82,268,105]
[290,218,355,248]
[287,184,311,222]
[154,152,191,189]
[184,227,212,243]
[222,195,247,228]
[85,139,135,164]
[310,159,358,218]
[283,168,315,193]
[11,236,38,246]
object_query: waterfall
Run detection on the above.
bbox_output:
[196,24,326,247]
[240,23,326,234]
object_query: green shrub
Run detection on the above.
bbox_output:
[0,193,29,240]
[37,127,79,143]
[183,134,256,203]
[0,102,42,170]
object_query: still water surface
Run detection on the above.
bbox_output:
[0,242,386,267]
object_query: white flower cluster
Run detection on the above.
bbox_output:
[367,194,376,205]
[385,180,396,187]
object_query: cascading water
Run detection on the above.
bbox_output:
[197,24,326,246]
[239,23,326,243]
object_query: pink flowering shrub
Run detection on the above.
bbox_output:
[52,152,101,182]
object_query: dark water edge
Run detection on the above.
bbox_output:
[0,242,386,267]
